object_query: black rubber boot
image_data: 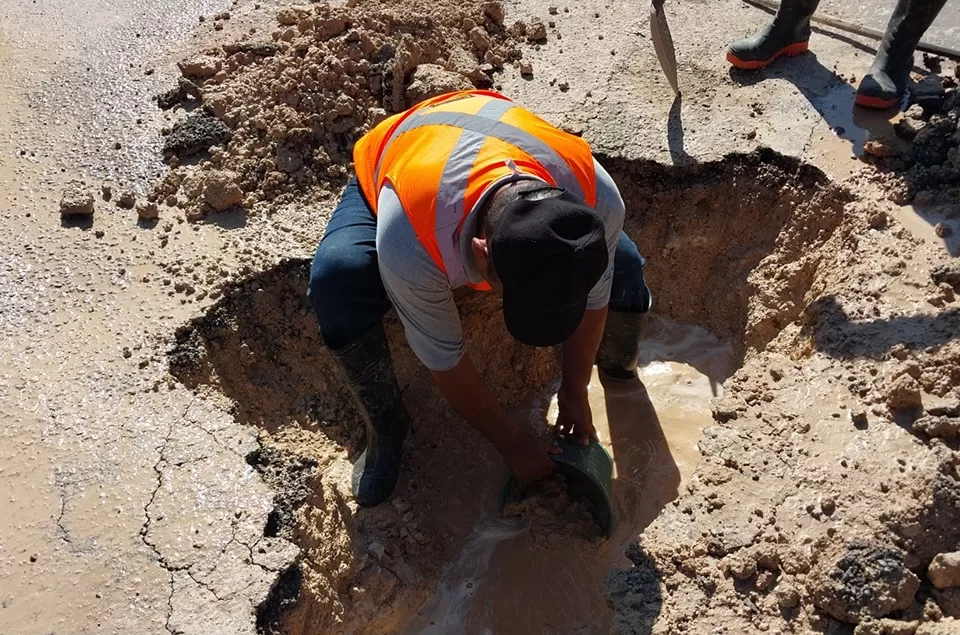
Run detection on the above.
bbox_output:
[596,311,649,380]
[727,0,820,69]
[331,323,410,507]
[855,0,948,109]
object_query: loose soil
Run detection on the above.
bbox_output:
[2,0,959,633]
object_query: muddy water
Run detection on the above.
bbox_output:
[403,317,737,634]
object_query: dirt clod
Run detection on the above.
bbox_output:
[811,544,920,624]
[59,184,94,216]
[912,415,960,439]
[117,190,136,209]
[162,110,231,159]
[178,55,221,79]
[865,137,901,158]
[776,583,801,608]
[885,371,923,411]
[929,552,960,589]
[503,474,602,546]
[136,201,160,221]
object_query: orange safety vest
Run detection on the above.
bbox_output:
[353,90,598,290]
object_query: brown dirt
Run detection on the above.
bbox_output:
[502,474,603,547]
[151,0,531,222]
[147,4,960,635]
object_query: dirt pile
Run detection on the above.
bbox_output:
[502,474,602,547]
[151,0,533,221]
[870,85,960,207]
[604,152,960,634]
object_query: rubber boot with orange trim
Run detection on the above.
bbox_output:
[727,0,820,70]
[855,0,948,109]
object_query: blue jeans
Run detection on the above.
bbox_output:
[308,178,651,350]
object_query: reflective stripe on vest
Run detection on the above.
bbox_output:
[353,91,597,289]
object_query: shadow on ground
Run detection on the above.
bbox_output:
[803,295,960,360]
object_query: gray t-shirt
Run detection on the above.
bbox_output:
[375,157,625,371]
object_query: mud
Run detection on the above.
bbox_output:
[3,0,960,632]
[603,155,960,634]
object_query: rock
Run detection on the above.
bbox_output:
[726,552,757,581]
[929,552,960,589]
[469,26,491,53]
[136,202,160,221]
[202,170,243,211]
[155,84,186,110]
[405,64,473,107]
[905,104,926,121]
[931,262,960,288]
[59,185,95,216]
[117,190,137,209]
[885,373,922,411]
[276,144,304,174]
[526,18,547,42]
[222,41,279,57]
[894,117,925,141]
[821,496,837,515]
[519,60,533,77]
[101,184,113,201]
[911,415,959,439]
[811,544,920,624]
[911,125,953,167]
[935,223,952,238]
[776,583,801,608]
[483,1,505,25]
[177,55,221,80]
[178,77,202,100]
[163,111,232,159]
[913,75,946,113]
[865,137,901,157]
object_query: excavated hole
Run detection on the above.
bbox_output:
[167,148,853,634]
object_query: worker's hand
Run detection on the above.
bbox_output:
[555,387,598,446]
[501,432,560,482]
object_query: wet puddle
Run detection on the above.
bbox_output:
[403,317,737,634]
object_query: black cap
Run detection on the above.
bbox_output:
[490,186,609,347]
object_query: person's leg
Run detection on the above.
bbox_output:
[308,178,409,507]
[726,0,820,70]
[597,232,652,379]
[309,178,392,349]
[856,0,948,109]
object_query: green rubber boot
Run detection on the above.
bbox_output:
[727,0,820,69]
[332,323,410,507]
[855,0,948,109]
[596,310,649,380]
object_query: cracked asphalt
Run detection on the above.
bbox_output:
[0,0,956,632]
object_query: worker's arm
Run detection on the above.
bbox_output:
[431,354,558,481]
[556,306,607,445]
